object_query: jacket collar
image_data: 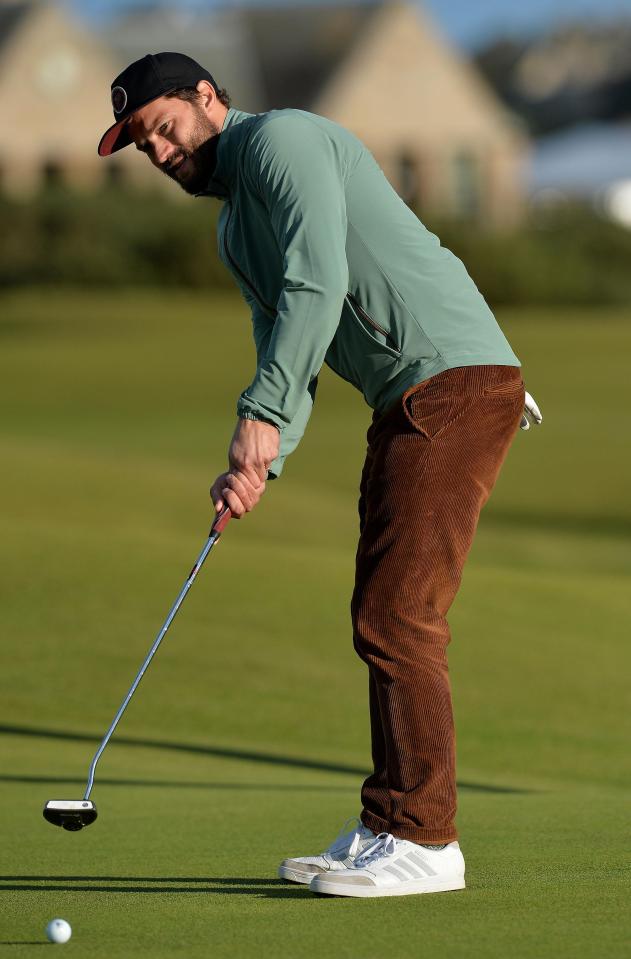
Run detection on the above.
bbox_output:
[196,107,256,200]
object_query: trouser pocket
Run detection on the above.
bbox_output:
[481,366,525,397]
[403,366,523,440]
[402,375,474,440]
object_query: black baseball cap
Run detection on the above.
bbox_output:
[98,52,220,157]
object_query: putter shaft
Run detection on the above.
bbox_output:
[83,509,231,801]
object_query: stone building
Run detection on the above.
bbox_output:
[107,0,528,225]
[1,0,528,225]
[0,0,139,194]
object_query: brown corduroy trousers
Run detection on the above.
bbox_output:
[353,364,525,845]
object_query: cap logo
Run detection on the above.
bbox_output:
[112,86,128,114]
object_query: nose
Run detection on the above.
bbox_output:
[153,139,174,168]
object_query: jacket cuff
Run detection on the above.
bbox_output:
[237,397,284,430]
[238,411,281,431]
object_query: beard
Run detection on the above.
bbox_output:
[161,106,221,195]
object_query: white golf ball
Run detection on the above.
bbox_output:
[45,918,72,943]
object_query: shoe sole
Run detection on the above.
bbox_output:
[278,865,318,885]
[310,876,466,898]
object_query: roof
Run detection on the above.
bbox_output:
[105,1,384,112]
[0,0,35,57]
[104,5,267,111]
[243,3,380,109]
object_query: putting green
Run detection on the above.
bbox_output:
[0,291,628,957]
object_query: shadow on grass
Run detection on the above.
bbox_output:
[0,774,355,792]
[0,773,532,794]
[0,877,310,898]
[0,722,366,776]
[0,724,533,795]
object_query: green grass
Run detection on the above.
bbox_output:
[0,291,628,957]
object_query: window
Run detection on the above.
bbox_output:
[42,160,64,188]
[452,152,480,219]
[396,150,420,209]
[105,162,124,186]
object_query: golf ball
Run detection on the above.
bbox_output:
[45,918,72,944]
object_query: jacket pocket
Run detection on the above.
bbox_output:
[346,293,402,357]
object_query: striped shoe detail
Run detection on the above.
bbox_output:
[394,857,424,879]
[309,834,466,898]
[406,851,438,876]
[383,864,411,881]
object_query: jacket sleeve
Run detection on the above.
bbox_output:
[240,287,318,480]
[236,114,348,430]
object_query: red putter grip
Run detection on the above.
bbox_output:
[212,507,232,534]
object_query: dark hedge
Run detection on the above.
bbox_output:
[2,185,630,306]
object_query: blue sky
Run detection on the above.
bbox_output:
[424,0,631,47]
[71,0,631,48]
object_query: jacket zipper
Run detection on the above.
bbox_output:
[222,211,399,352]
[222,202,277,315]
[346,293,401,354]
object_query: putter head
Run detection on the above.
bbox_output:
[43,800,98,831]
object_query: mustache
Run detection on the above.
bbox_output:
[157,131,219,195]
[161,150,191,177]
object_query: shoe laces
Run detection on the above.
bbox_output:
[329,817,365,858]
[354,832,397,868]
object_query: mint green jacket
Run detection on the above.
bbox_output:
[200,108,520,477]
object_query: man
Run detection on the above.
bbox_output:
[99,52,542,898]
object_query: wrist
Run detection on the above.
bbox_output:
[239,412,280,431]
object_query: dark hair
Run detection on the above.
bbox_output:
[165,84,231,109]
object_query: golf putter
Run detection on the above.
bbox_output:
[43,507,232,831]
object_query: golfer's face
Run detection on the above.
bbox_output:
[128,96,215,192]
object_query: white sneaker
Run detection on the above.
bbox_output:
[278,818,376,884]
[309,832,466,897]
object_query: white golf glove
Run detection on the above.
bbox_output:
[520,391,543,431]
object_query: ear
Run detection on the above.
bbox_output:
[196,80,216,113]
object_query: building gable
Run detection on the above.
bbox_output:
[242,3,379,110]
[314,0,525,152]
[0,1,36,69]
[0,1,133,190]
